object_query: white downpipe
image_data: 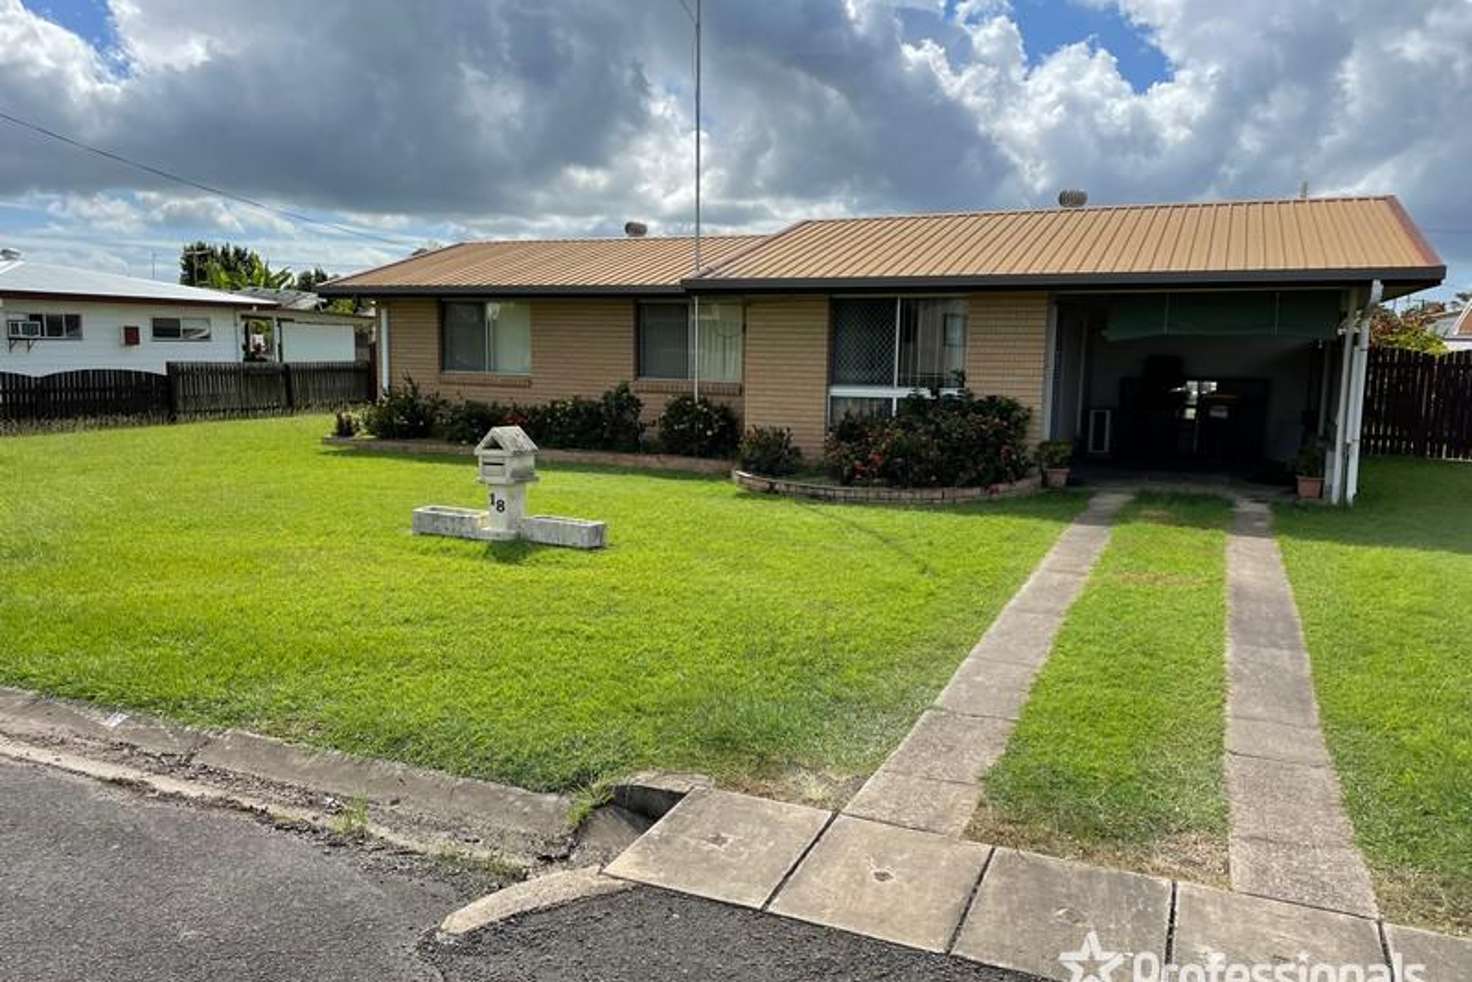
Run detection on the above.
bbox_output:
[1327,296,1358,504]
[1343,279,1382,507]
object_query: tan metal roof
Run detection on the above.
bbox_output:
[693,196,1444,291]
[321,197,1443,297]
[323,234,763,295]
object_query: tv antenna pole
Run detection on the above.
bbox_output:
[679,0,702,399]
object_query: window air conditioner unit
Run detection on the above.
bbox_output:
[7,318,41,338]
[1087,408,1112,456]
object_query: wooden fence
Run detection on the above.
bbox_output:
[0,361,372,425]
[1361,348,1472,460]
[0,369,171,421]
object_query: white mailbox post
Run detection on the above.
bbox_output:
[412,425,607,550]
[475,426,539,537]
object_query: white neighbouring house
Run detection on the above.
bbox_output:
[234,287,374,363]
[0,253,271,377]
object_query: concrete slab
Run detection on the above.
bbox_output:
[1229,836,1379,917]
[1227,592,1304,652]
[1225,755,1358,845]
[967,611,1065,668]
[1228,654,1320,726]
[1226,716,1331,767]
[439,866,633,936]
[1385,923,1472,982]
[842,771,981,836]
[882,710,1014,784]
[1008,570,1091,616]
[611,771,714,820]
[768,815,990,952]
[1041,526,1113,575]
[953,848,1171,981]
[603,789,830,909]
[1173,882,1383,971]
[935,659,1038,721]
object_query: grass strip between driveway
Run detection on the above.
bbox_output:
[971,493,1231,884]
[1276,458,1472,935]
[0,414,1084,804]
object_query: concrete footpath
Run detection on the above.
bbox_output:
[604,787,1472,981]
[1224,499,1378,917]
[844,491,1132,836]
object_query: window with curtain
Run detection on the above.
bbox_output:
[441,300,531,374]
[637,300,743,383]
[828,297,968,422]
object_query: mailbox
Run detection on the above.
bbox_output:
[473,426,540,536]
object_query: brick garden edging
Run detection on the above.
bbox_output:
[320,436,732,475]
[731,469,1041,503]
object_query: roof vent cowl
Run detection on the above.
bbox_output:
[623,222,648,238]
[1057,189,1088,209]
[0,247,21,261]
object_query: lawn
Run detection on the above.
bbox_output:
[1276,458,1472,933]
[0,415,1082,801]
[971,494,1232,884]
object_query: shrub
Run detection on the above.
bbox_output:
[359,378,445,439]
[738,426,802,476]
[440,399,512,445]
[504,383,644,451]
[597,382,645,452]
[823,390,1032,488]
[1037,440,1073,469]
[332,410,358,438]
[657,394,740,458]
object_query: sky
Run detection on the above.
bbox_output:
[0,0,1468,299]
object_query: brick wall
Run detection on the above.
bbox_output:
[382,296,739,424]
[743,295,830,456]
[966,293,1049,443]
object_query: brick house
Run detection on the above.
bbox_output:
[321,196,1444,504]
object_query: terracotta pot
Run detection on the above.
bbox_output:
[1296,475,1324,500]
[1044,467,1071,489]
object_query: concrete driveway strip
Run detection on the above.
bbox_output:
[602,788,830,908]
[842,491,1133,836]
[0,756,467,982]
[1223,499,1378,918]
[952,848,1171,981]
[768,815,991,953]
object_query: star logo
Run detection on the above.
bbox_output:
[1058,931,1128,982]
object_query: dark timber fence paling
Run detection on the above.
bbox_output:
[1362,347,1472,462]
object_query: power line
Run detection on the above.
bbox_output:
[0,108,420,248]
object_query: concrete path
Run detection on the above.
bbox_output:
[842,492,1133,836]
[604,787,1472,981]
[1223,499,1379,917]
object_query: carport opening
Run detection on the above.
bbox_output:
[1050,292,1346,485]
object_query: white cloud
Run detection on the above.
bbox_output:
[0,0,1465,294]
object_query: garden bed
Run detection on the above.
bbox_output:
[732,469,1041,503]
[322,435,733,475]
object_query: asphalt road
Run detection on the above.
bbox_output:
[1,757,1028,982]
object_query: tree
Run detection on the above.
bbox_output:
[1369,302,1449,355]
[179,241,292,291]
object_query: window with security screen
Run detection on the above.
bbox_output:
[828,297,967,425]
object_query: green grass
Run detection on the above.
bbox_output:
[974,494,1232,883]
[0,415,1082,799]
[1276,458,1472,933]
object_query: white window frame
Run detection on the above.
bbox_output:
[151,316,213,342]
[827,295,968,422]
[8,312,81,340]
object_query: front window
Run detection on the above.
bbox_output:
[8,312,81,339]
[442,300,531,374]
[151,316,211,341]
[828,297,967,422]
[637,300,743,383]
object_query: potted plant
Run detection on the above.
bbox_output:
[1295,441,1326,500]
[1037,440,1073,489]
